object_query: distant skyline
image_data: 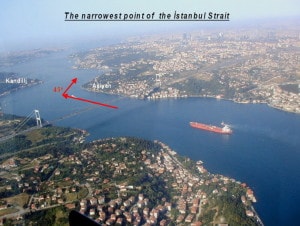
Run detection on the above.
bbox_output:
[0,0,299,52]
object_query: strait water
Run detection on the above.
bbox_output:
[1,51,300,226]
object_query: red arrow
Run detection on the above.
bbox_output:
[62,78,77,96]
[63,93,118,109]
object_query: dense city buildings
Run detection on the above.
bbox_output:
[73,25,300,113]
[0,124,262,225]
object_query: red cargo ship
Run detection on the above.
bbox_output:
[190,122,232,134]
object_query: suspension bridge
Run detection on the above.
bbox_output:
[0,95,121,143]
[0,109,44,143]
[0,105,99,143]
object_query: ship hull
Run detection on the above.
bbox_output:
[190,122,232,134]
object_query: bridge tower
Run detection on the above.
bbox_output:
[34,110,42,128]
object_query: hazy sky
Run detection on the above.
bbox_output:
[0,0,299,51]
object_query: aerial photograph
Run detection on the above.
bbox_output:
[0,0,299,225]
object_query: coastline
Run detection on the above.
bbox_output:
[83,86,300,115]
[0,122,263,225]
[1,74,299,225]
[0,80,43,98]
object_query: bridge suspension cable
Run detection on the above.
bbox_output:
[0,109,43,143]
[14,111,35,133]
[13,110,42,134]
